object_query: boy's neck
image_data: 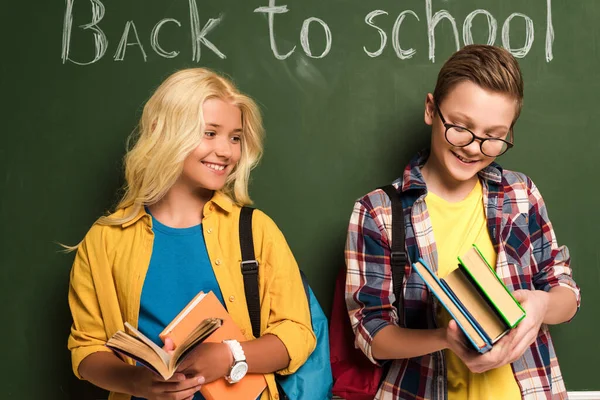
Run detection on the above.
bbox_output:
[147,182,214,228]
[421,158,479,203]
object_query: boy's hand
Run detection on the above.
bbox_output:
[445,319,514,373]
[175,342,233,384]
[446,289,548,373]
[503,289,549,363]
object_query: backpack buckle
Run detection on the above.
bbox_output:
[241,260,259,274]
[390,251,407,267]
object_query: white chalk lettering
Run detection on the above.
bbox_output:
[189,0,226,61]
[300,17,332,59]
[463,10,497,46]
[60,1,557,66]
[151,18,181,59]
[363,10,388,58]
[502,13,534,58]
[254,0,296,60]
[426,0,460,63]
[61,0,108,65]
[546,0,554,62]
[114,21,147,61]
[392,10,419,60]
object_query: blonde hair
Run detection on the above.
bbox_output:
[434,45,524,126]
[102,68,264,225]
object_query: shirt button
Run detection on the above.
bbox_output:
[215,259,221,266]
[229,296,235,302]
[206,228,212,234]
[209,205,214,211]
[274,394,279,400]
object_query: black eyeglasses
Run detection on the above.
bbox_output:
[434,101,514,157]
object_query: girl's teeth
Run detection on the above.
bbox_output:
[206,163,225,171]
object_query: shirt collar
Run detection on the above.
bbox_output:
[207,191,234,214]
[121,205,149,228]
[120,191,235,228]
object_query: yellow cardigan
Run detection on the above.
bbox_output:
[67,192,316,400]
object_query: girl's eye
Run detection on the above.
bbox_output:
[205,131,216,137]
[231,136,241,143]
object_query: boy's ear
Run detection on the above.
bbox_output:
[424,93,435,126]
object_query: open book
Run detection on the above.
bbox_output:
[160,291,267,400]
[106,318,222,380]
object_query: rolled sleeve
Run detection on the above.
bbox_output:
[528,180,581,319]
[67,234,112,379]
[345,197,398,365]
[257,212,316,375]
[262,319,314,375]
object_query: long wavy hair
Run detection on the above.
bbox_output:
[102,68,264,226]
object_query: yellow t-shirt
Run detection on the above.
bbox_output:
[425,180,521,400]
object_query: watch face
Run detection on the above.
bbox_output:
[230,362,248,382]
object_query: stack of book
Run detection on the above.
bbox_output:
[412,245,526,353]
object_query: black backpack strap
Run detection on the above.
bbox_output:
[239,207,294,400]
[379,185,406,311]
[239,207,261,339]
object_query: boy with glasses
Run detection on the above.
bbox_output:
[345,45,580,399]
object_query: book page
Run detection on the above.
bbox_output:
[171,318,222,369]
[459,247,525,327]
[162,292,207,340]
[444,269,507,342]
[125,322,171,366]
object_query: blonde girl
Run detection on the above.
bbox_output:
[67,68,315,400]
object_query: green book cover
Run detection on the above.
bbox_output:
[457,244,526,328]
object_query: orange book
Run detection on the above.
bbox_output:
[159,291,267,400]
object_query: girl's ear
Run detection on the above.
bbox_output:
[424,93,435,126]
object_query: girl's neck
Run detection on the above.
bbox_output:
[147,182,214,228]
[421,158,478,203]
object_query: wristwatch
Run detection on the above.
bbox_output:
[223,339,248,383]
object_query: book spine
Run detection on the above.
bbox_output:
[412,259,491,354]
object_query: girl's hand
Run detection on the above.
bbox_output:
[131,367,203,400]
[175,342,233,384]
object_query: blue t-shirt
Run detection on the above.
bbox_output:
[132,210,224,400]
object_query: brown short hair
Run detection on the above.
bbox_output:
[433,45,524,125]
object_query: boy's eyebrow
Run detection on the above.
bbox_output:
[450,112,510,131]
[206,122,243,133]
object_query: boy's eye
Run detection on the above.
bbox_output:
[453,126,468,133]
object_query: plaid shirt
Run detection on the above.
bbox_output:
[345,152,581,400]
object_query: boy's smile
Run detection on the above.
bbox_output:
[423,80,516,199]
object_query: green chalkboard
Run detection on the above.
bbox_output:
[2,0,598,397]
